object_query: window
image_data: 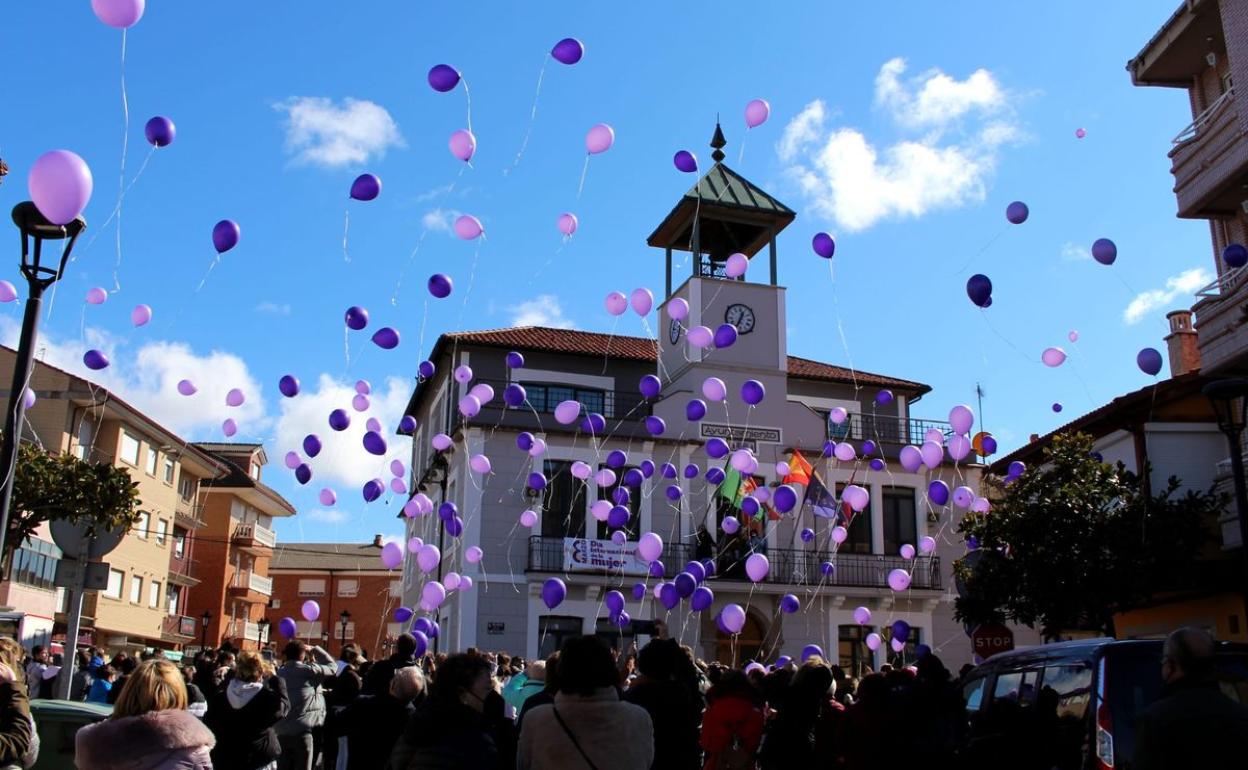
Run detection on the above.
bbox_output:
[337,579,359,598]
[538,616,583,659]
[337,622,356,640]
[838,624,875,679]
[178,476,195,502]
[295,621,322,638]
[596,466,641,540]
[163,458,175,484]
[298,579,326,596]
[250,461,261,480]
[119,433,140,466]
[155,519,168,545]
[542,461,587,539]
[173,532,185,559]
[963,676,987,713]
[387,622,404,638]
[888,627,923,667]
[135,512,150,539]
[149,581,161,608]
[525,384,610,418]
[145,447,158,476]
[9,538,60,590]
[167,587,179,615]
[992,668,1040,706]
[129,575,143,603]
[271,599,282,609]
[836,483,872,555]
[389,580,402,598]
[105,569,124,599]
[882,488,917,556]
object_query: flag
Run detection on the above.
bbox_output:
[802,469,839,519]
[784,449,814,487]
[715,465,743,505]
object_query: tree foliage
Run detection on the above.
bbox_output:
[6,442,141,565]
[954,432,1221,639]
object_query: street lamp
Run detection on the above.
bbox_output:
[1204,379,1248,571]
[0,203,84,557]
[257,617,270,648]
[339,610,351,652]
[200,610,212,652]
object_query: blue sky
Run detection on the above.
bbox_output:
[0,1,1209,543]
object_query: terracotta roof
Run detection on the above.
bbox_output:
[270,542,388,572]
[443,327,928,391]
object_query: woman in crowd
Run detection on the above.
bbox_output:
[388,653,502,769]
[344,664,424,769]
[204,650,289,770]
[0,637,34,768]
[700,670,764,770]
[75,658,215,770]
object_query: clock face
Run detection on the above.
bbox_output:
[725,303,756,334]
[669,318,681,345]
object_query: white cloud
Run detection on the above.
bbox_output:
[273,374,412,489]
[421,208,461,234]
[509,295,575,329]
[1123,267,1212,325]
[305,508,349,524]
[1060,242,1091,262]
[413,184,455,204]
[0,318,267,441]
[255,301,291,316]
[778,59,1019,232]
[275,97,404,168]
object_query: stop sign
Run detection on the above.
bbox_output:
[971,623,1015,659]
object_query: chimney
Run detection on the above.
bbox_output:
[1164,309,1201,377]
[1029,433,1039,443]
[372,534,383,548]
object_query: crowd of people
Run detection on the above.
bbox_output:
[0,626,1237,768]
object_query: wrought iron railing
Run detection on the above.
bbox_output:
[826,414,955,446]
[1173,87,1235,145]
[1196,264,1248,299]
[475,379,651,422]
[525,536,940,590]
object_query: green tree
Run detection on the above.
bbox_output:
[954,432,1221,639]
[4,442,141,568]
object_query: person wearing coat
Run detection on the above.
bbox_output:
[700,671,764,770]
[0,638,33,769]
[388,653,502,770]
[205,650,290,770]
[75,659,215,770]
[519,636,654,770]
[274,641,337,770]
[342,665,423,770]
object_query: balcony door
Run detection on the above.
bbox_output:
[542,461,586,539]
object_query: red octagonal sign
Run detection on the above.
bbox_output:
[971,623,1015,659]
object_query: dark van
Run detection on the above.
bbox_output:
[959,637,1248,769]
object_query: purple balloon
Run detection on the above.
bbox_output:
[706,438,730,459]
[673,150,698,173]
[428,64,461,92]
[517,432,535,451]
[635,413,663,437]
[279,617,298,639]
[981,436,998,455]
[506,351,525,368]
[212,220,240,254]
[350,173,381,202]
[966,274,992,308]
[691,585,714,612]
[551,38,584,65]
[714,324,738,348]
[279,375,300,397]
[802,644,824,662]
[686,399,707,421]
[1223,243,1248,269]
[504,384,527,408]
[398,415,417,434]
[393,606,414,624]
[363,431,388,456]
[295,464,312,485]
[1092,238,1117,266]
[648,560,665,578]
[372,327,400,350]
[427,274,453,298]
[1005,201,1029,224]
[821,561,835,577]
[144,116,176,147]
[363,479,384,503]
[812,232,836,259]
[541,578,566,610]
[741,380,765,405]
[632,582,647,600]
[780,594,800,614]
[684,463,700,479]
[891,619,911,642]
[869,458,886,471]
[303,434,322,457]
[659,583,680,610]
[418,360,436,379]
[345,306,369,331]
[674,572,697,598]
[446,516,464,537]
[1137,347,1163,376]
[582,413,606,435]
[928,480,950,506]
[801,528,815,543]
[661,462,678,479]
[639,374,661,399]
[83,350,109,371]
[329,409,351,431]
[773,484,798,513]
[527,472,547,491]
[877,389,894,405]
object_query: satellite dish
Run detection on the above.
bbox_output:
[50,519,126,559]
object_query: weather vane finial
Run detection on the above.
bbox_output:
[710,120,727,163]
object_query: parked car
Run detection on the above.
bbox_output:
[959,637,1248,769]
[28,699,112,770]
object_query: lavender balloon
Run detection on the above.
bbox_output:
[28,150,93,225]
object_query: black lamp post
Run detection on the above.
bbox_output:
[339,610,351,653]
[200,610,212,651]
[1202,378,1248,606]
[0,203,84,557]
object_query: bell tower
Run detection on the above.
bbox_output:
[647,123,796,392]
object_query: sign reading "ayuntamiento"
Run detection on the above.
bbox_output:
[699,423,781,443]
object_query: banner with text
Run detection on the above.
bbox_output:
[563,537,648,576]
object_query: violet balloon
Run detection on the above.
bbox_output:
[212,220,240,254]
[1091,238,1117,266]
[428,64,461,92]
[0,283,16,303]
[1137,347,1163,376]
[349,174,381,202]
[131,304,152,326]
[604,291,628,316]
[630,288,654,316]
[812,232,836,259]
[28,150,93,225]
[427,274,453,299]
[725,252,748,278]
[454,215,483,240]
[668,298,689,321]
[301,600,321,622]
[551,38,584,65]
[85,287,107,305]
[673,150,698,173]
[345,306,369,330]
[144,116,175,147]
[318,488,337,507]
[686,325,712,348]
[1041,347,1067,367]
[721,604,747,634]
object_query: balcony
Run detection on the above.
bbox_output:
[174,502,205,530]
[826,414,954,447]
[226,619,261,641]
[160,614,197,642]
[227,572,273,603]
[1168,87,1248,219]
[232,523,276,555]
[166,557,199,588]
[525,536,941,590]
[1194,267,1248,374]
[473,379,651,432]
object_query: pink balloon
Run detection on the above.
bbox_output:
[448,129,477,162]
[453,215,483,240]
[380,542,403,569]
[28,150,93,225]
[668,298,689,321]
[725,253,748,278]
[630,288,654,316]
[687,326,713,348]
[605,291,628,316]
[1042,347,1067,367]
[1068,330,1079,343]
[1075,127,1087,139]
[301,599,321,622]
[585,123,615,154]
[319,488,337,506]
[553,400,581,425]
[131,304,152,327]
[85,287,108,305]
[519,509,538,528]
[557,212,578,236]
[465,546,483,564]
[919,535,937,554]
[91,0,144,29]
[0,282,16,303]
[744,99,771,129]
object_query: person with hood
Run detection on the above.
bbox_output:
[205,650,290,770]
[75,659,215,769]
[388,653,501,769]
[274,641,336,770]
[700,670,764,770]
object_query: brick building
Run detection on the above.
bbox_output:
[263,537,402,658]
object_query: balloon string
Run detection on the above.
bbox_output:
[576,155,590,200]
[114,28,130,293]
[737,133,748,166]
[343,324,350,372]
[951,224,1008,277]
[508,55,547,174]
[342,208,351,263]
[391,165,464,307]
[76,145,155,265]
[194,253,221,293]
[828,261,860,393]
[462,77,473,135]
